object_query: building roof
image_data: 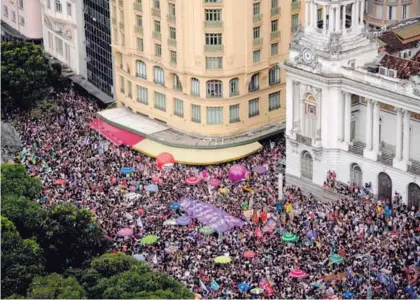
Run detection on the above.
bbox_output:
[380,54,420,80]
[377,20,420,54]
[393,23,420,40]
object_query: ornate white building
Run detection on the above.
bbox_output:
[283,0,420,206]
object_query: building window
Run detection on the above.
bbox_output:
[154,20,161,32]
[249,98,260,117]
[271,19,278,32]
[253,2,260,15]
[155,43,162,56]
[249,73,259,92]
[271,43,278,56]
[269,66,280,85]
[269,91,281,111]
[205,0,221,2]
[154,66,165,85]
[301,151,313,180]
[174,98,184,117]
[67,3,71,16]
[3,5,8,17]
[253,50,261,63]
[55,0,62,12]
[170,51,177,64]
[402,5,408,19]
[136,60,147,79]
[350,163,363,187]
[136,15,142,26]
[253,27,260,39]
[47,32,53,50]
[229,104,240,123]
[229,78,239,97]
[173,74,182,91]
[317,8,322,21]
[205,33,222,45]
[169,3,176,17]
[120,76,125,93]
[137,86,148,104]
[127,81,132,98]
[205,9,221,21]
[11,11,16,22]
[153,0,160,9]
[55,37,63,55]
[191,78,200,96]
[18,0,23,9]
[271,0,278,9]
[170,27,176,39]
[192,104,201,123]
[206,57,223,69]
[18,16,24,26]
[291,14,299,32]
[154,92,166,111]
[207,107,223,125]
[207,80,223,98]
[137,38,144,51]
[387,6,393,20]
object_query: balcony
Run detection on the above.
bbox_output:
[153,31,161,40]
[364,14,399,27]
[133,2,142,12]
[168,38,177,47]
[296,134,312,146]
[167,14,176,23]
[204,44,223,52]
[408,160,420,176]
[134,25,143,34]
[152,8,161,17]
[291,1,301,11]
[203,0,223,5]
[253,14,262,23]
[119,22,124,30]
[270,30,280,40]
[401,0,412,3]
[349,141,365,156]
[253,37,263,47]
[204,20,223,28]
[271,7,280,16]
[374,0,383,3]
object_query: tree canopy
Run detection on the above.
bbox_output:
[27,273,87,299]
[1,163,41,200]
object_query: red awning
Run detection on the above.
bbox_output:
[89,118,145,147]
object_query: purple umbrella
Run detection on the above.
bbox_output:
[208,179,222,187]
[228,164,247,182]
[117,228,133,237]
[176,215,192,226]
[254,165,267,174]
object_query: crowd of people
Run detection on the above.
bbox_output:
[7,90,420,299]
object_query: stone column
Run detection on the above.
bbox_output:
[305,0,310,27]
[335,6,341,32]
[286,79,294,136]
[355,0,360,26]
[365,99,373,151]
[329,5,334,33]
[316,94,322,141]
[338,92,344,142]
[360,0,364,25]
[300,99,306,136]
[394,108,403,161]
[372,101,380,153]
[310,0,314,28]
[313,2,318,29]
[323,5,327,33]
[351,2,356,29]
[403,110,410,162]
[342,5,346,35]
[344,92,352,143]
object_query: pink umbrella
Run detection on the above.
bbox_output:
[200,170,208,179]
[117,228,133,237]
[208,179,221,187]
[254,228,263,238]
[130,186,136,191]
[289,269,307,279]
[243,251,257,258]
[152,175,159,184]
[186,176,201,185]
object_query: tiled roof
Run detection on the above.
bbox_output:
[393,23,420,40]
[380,54,420,80]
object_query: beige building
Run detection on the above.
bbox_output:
[111,0,304,137]
[365,0,420,29]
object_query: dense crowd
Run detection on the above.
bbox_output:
[7,90,420,299]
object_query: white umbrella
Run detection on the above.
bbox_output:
[132,254,146,261]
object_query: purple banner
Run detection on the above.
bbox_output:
[180,198,245,233]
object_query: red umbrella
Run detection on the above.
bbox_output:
[136,208,145,215]
[289,269,307,279]
[186,176,201,185]
[243,251,257,258]
[152,175,160,184]
[55,179,67,185]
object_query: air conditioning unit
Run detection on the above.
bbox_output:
[379,66,387,76]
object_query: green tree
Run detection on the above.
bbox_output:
[38,204,110,272]
[1,164,41,200]
[1,41,58,111]
[27,273,87,299]
[1,216,45,298]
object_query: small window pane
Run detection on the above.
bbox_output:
[192,104,201,123]
[207,107,223,125]
[174,98,184,117]
[154,92,166,111]
[249,98,259,117]
[269,91,281,111]
[229,104,240,123]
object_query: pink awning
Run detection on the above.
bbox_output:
[89,118,145,147]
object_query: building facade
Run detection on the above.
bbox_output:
[1,0,42,42]
[41,0,87,76]
[284,0,420,205]
[365,0,420,29]
[112,0,304,137]
[83,0,114,97]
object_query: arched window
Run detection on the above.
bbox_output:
[229,78,239,97]
[207,80,223,98]
[136,60,147,79]
[249,73,259,92]
[350,163,363,187]
[191,78,200,96]
[408,183,420,208]
[301,151,313,180]
[269,66,280,85]
[153,66,165,85]
[173,74,182,91]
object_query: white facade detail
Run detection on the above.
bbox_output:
[283,0,420,205]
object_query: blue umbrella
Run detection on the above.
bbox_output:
[145,184,158,192]
[120,167,133,175]
[237,282,250,293]
[170,202,180,210]
[343,291,354,298]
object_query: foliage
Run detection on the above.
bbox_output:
[38,203,110,272]
[30,99,59,120]
[1,41,60,112]
[1,164,41,200]
[1,217,45,298]
[27,273,87,299]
